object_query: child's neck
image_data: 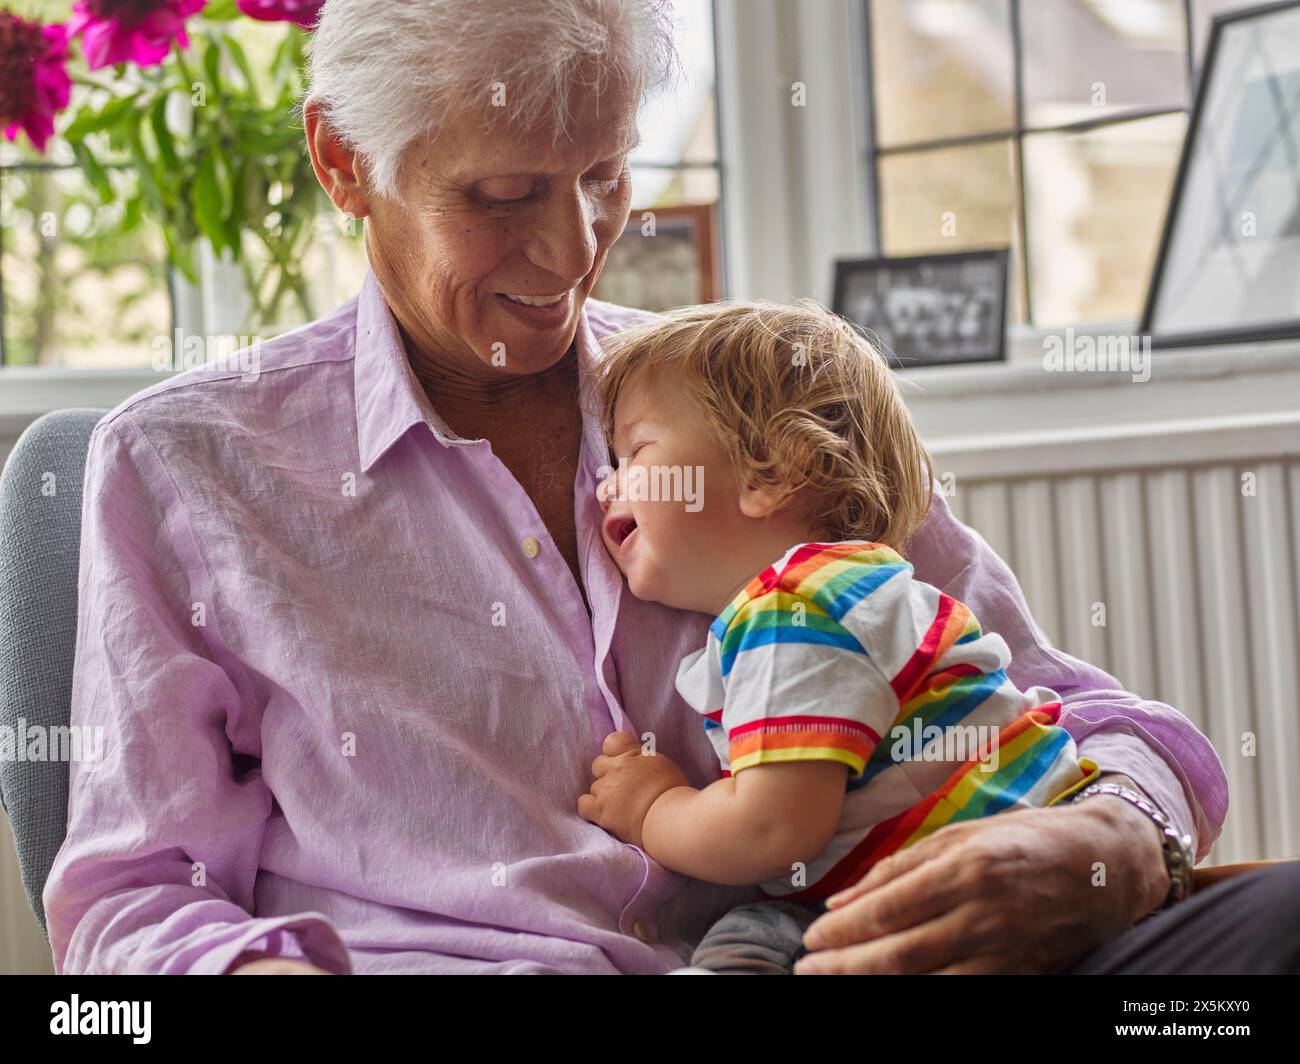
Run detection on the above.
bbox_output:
[707,522,831,618]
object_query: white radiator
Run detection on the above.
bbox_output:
[935,414,1300,865]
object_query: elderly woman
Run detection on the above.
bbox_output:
[42,0,1295,976]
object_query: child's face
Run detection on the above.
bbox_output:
[597,367,809,616]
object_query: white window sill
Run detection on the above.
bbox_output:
[898,330,1299,459]
[1,332,1296,456]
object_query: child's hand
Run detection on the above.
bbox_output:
[578,732,690,849]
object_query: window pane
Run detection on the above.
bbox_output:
[633,0,718,166]
[1022,0,1188,127]
[235,214,370,337]
[877,139,1026,322]
[1,165,170,367]
[869,0,1015,147]
[628,165,719,210]
[1024,113,1185,325]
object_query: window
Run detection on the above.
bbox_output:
[863,0,1258,327]
[1,120,174,368]
[0,9,366,370]
[592,0,724,311]
[628,0,721,210]
[2,1,719,369]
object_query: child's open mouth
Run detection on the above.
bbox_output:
[603,514,639,555]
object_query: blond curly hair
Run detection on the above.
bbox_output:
[596,298,935,552]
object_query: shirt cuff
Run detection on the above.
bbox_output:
[1071,730,1205,861]
[189,914,353,975]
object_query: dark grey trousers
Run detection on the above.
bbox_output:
[689,861,1300,974]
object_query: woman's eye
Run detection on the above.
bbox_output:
[478,179,537,205]
[585,173,623,194]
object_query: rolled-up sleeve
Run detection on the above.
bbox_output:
[42,415,351,974]
[906,486,1228,861]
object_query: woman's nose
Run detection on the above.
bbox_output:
[530,187,599,282]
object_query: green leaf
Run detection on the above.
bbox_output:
[222,35,261,101]
[61,95,136,141]
[201,0,241,20]
[193,152,232,255]
[69,142,116,205]
[149,95,179,171]
[121,194,144,233]
[163,226,199,286]
[125,124,166,212]
[271,32,297,98]
[202,34,223,101]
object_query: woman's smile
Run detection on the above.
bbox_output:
[495,288,573,330]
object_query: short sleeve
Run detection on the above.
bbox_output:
[814,545,1013,697]
[716,586,898,777]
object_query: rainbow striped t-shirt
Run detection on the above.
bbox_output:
[674,541,1099,900]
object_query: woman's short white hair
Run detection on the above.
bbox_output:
[303,0,680,202]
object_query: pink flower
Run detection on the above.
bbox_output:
[236,0,324,29]
[0,13,72,154]
[67,0,207,70]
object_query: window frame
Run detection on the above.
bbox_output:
[862,0,1203,326]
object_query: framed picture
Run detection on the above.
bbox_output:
[1141,0,1300,347]
[592,202,720,312]
[832,249,1009,368]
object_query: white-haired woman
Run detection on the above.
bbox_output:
[46,0,1292,977]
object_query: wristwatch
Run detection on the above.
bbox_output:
[1069,780,1194,911]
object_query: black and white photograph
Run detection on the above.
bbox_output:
[833,249,1009,367]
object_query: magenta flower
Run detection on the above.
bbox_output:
[237,0,324,29]
[0,13,72,154]
[67,0,207,70]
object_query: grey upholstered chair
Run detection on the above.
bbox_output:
[0,408,107,941]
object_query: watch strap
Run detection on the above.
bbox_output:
[1069,780,1194,910]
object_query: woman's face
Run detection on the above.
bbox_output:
[361,84,640,380]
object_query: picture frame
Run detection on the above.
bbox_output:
[1141,0,1300,348]
[592,202,721,311]
[831,248,1010,369]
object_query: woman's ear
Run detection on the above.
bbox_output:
[303,97,373,220]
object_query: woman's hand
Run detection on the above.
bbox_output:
[578,731,691,849]
[795,783,1170,974]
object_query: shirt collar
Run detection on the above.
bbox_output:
[354,267,453,472]
[353,267,610,474]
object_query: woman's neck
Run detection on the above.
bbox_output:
[399,321,579,425]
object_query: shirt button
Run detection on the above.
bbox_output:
[522,536,541,559]
[632,920,651,942]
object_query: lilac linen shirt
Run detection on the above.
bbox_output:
[43,267,1227,975]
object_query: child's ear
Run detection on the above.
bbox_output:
[738,483,787,520]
